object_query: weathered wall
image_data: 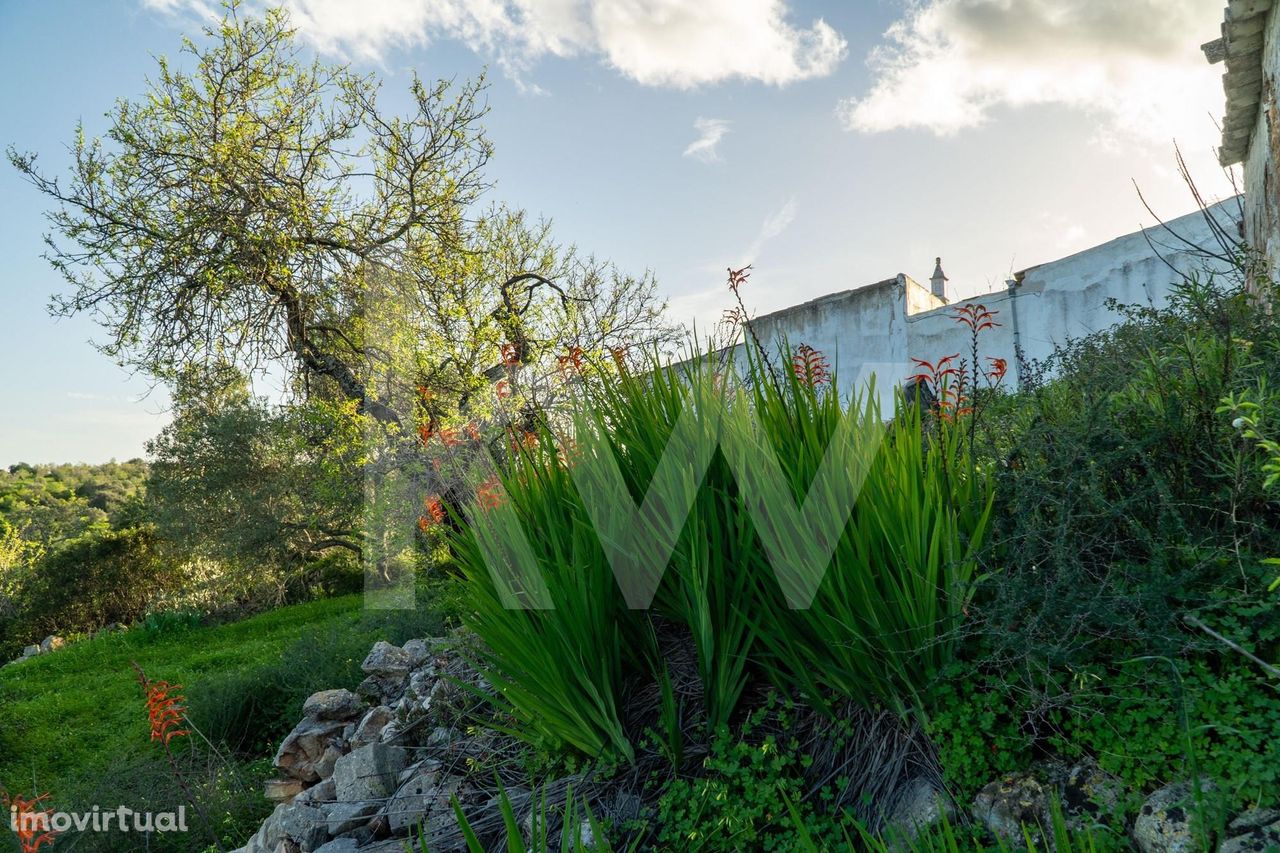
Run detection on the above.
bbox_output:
[1243,3,1280,270]
[905,201,1240,385]
[1209,0,1279,272]
[732,202,1240,402]
[731,275,937,410]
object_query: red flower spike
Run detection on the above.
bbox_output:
[2,792,58,853]
[500,343,519,367]
[495,380,512,400]
[791,344,831,387]
[476,476,504,512]
[727,265,753,292]
[422,491,448,525]
[135,667,190,746]
[952,303,1002,331]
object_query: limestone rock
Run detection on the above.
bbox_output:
[278,802,328,851]
[233,803,288,853]
[426,726,453,749]
[351,706,394,750]
[313,744,346,781]
[401,638,434,669]
[320,800,378,836]
[294,779,336,806]
[1219,808,1280,853]
[385,768,464,835]
[303,689,365,722]
[362,641,412,679]
[973,764,1064,842]
[274,717,348,783]
[974,759,1121,842]
[264,778,307,804]
[1060,759,1123,829]
[1132,779,1217,853]
[884,777,954,842]
[39,635,64,654]
[333,743,407,802]
[312,840,360,853]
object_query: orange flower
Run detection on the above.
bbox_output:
[500,342,520,367]
[2,791,57,853]
[465,421,481,441]
[610,345,628,372]
[496,379,512,399]
[424,496,446,524]
[135,666,190,745]
[557,437,579,468]
[952,303,1001,332]
[987,356,1008,381]
[417,516,431,533]
[418,425,433,445]
[727,264,752,292]
[791,344,830,387]
[476,476,504,512]
[417,385,433,400]
[509,429,538,452]
[440,427,460,447]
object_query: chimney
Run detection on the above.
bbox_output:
[930,257,949,302]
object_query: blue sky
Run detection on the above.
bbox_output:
[0,0,1236,464]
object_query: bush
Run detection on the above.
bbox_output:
[7,525,183,647]
[921,267,1280,811]
[972,273,1280,673]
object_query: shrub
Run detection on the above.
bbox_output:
[973,273,1280,672]
[8,526,182,647]
[452,421,644,762]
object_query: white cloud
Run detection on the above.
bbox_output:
[742,197,798,265]
[145,0,846,89]
[838,0,1223,150]
[684,117,731,162]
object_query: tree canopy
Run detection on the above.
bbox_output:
[10,2,674,434]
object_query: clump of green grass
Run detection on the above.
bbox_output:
[452,343,992,762]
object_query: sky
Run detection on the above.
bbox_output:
[0,0,1239,465]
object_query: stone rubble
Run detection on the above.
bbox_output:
[235,635,1277,852]
[4,634,65,667]
[232,636,489,853]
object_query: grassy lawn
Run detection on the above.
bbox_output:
[0,593,445,800]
